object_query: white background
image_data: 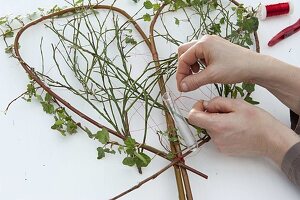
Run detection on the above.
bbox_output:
[0,0,300,199]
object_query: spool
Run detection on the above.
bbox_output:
[257,1,294,20]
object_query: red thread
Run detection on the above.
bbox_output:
[266,2,290,17]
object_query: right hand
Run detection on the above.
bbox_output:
[188,97,300,165]
[176,35,264,92]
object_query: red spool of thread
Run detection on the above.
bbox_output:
[258,1,294,20]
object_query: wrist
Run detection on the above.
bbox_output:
[265,125,300,166]
[248,54,277,84]
[250,55,293,88]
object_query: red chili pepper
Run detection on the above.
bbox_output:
[268,18,300,47]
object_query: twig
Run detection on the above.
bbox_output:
[4,91,28,114]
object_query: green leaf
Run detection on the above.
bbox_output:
[104,148,116,154]
[56,108,67,119]
[242,17,259,32]
[168,136,178,142]
[45,93,52,102]
[118,146,124,154]
[125,35,137,45]
[236,86,244,97]
[231,89,238,99]
[58,129,66,136]
[174,17,180,25]
[75,0,83,5]
[242,82,255,93]
[124,137,136,149]
[134,152,151,167]
[122,157,135,166]
[41,102,55,114]
[97,147,105,159]
[95,128,109,144]
[244,95,259,105]
[5,45,13,54]
[0,17,7,25]
[55,119,64,126]
[210,23,221,34]
[219,17,225,24]
[84,127,93,138]
[35,94,43,102]
[143,13,151,22]
[152,3,160,11]
[224,84,231,97]
[4,29,14,38]
[167,152,175,160]
[27,83,36,95]
[66,120,77,134]
[144,1,153,9]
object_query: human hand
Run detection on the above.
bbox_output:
[176,35,264,92]
[188,97,300,165]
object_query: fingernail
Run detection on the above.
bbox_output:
[203,100,208,108]
[181,82,188,92]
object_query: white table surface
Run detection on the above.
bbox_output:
[1,0,300,199]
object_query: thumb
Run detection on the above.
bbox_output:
[188,101,217,129]
[204,97,237,113]
[180,68,211,92]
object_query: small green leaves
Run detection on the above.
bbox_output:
[122,152,151,167]
[168,136,178,142]
[244,94,259,105]
[84,127,94,138]
[240,16,259,32]
[143,13,151,22]
[219,17,225,25]
[167,152,175,160]
[210,23,221,34]
[134,152,151,167]
[5,45,13,54]
[152,3,160,11]
[174,17,180,25]
[97,147,116,160]
[124,137,136,149]
[75,0,83,5]
[121,137,151,168]
[97,147,105,159]
[144,1,153,9]
[41,93,54,114]
[48,5,62,14]
[242,82,255,93]
[51,108,78,136]
[3,29,14,38]
[224,84,231,97]
[95,128,109,144]
[66,120,77,134]
[124,35,137,45]
[27,12,38,21]
[122,157,135,166]
[0,17,7,26]
[41,101,55,114]
[23,81,36,102]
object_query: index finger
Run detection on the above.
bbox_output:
[176,42,205,91]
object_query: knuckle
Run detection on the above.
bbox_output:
[187,109,197,122]
[201,34,216,43]
[178,45,185,55]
